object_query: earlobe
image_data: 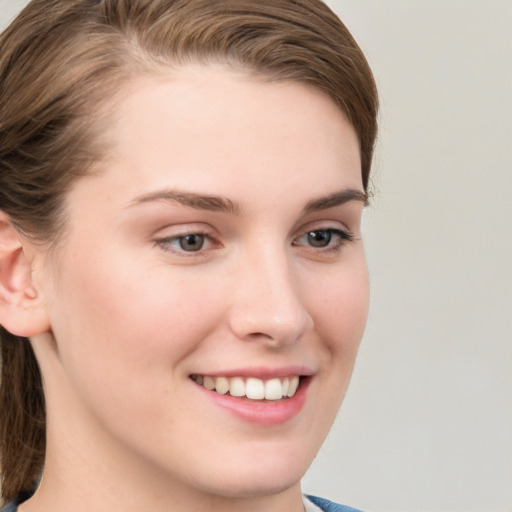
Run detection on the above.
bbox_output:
[0,212,51,337]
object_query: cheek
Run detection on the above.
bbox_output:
[312,259,369,357]
[44,253,231,441]
[47,248,226,384]
[296,259,369,450]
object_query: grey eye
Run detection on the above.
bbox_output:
[178,234,205,251]
[306,230,332,247]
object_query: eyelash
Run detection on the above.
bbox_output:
[292,228,355,253]
[155,227,355,256]
[156,230,215,255]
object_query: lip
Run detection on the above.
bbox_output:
[191,365,314,380]
[191,369,313,426]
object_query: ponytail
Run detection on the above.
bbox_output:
[0,329,45,502]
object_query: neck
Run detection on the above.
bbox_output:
[22,467,305,512]
[20,405,305,512]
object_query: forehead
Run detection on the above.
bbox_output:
[101,66,360,182]
[69,65,363,224]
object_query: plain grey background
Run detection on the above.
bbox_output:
[1,1,511,511]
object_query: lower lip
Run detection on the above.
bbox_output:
[194,378,310,426]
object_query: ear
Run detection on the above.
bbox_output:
[0,212,51,337]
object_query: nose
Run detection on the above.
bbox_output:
[228,246,313,347]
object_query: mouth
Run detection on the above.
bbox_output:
[190,374,303,401]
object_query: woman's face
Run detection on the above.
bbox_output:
[34,66,369,501]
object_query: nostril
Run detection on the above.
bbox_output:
[246,331,286,348]
[248,332,272,339]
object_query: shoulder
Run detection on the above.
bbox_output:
[306,494,365,512]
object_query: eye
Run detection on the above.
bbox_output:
[156,231,216,254]
[293,228,354,251]
[305,230,333,248]
[176,233,205,252]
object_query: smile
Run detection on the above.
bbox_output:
[190,374,301,400]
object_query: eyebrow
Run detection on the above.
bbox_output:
[129,187,367,214]
[130,189,242,215]
[303,189,368,212]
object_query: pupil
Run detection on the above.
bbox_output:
[179,234,205,251]
[308,230,331,247]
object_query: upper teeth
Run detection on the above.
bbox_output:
[191,375,300,400]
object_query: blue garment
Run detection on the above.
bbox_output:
[1,500,17,512]
[307,494,364,512]
[2,494,363,512]
[1,488,33,512]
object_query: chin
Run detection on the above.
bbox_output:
[201,470,303,500]
[188,445,312,499]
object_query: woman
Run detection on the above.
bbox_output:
[0,1,378,511]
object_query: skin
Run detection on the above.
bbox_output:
[19,66,369,512]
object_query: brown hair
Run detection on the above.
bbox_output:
[0,0,378,502]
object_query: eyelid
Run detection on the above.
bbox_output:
[154,224,220,256]
[292,226,356,252]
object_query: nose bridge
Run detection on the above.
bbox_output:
[229,241,312,346]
